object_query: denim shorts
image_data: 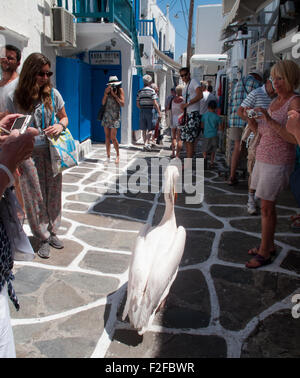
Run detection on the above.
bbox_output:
[139,109,154,131]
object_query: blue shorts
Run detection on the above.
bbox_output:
[139,109,154,131]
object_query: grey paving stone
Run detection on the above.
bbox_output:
[84,186,120,196]
[34,239,83,267]
[93,197,153,221]
[180,230,214,266]
[106,330,227,358]
[205,193,247,205]
[154,269,211,329]
[63,173,84,183]
[230,217,299,234]
[11,267,118,318]
[274,235,300,249]
[153,205,224,229]
[241,310,300,358]
[80,250,130,274]
[63,202,90,211]
[63,211,143,231]
[81,171,110,185]
[210,205,249,218]
[62,184,79,193]
[74,225,136,252]
[219,231,263,264]
[14,305,108,358]
[280,250,300,275]
[211,264,300,331]
[68,167,94,174]
[66,192,100,203]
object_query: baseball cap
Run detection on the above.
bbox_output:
[143,74,152,84]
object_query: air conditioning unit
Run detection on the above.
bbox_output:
[50,7,76,47]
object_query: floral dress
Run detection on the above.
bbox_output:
[102,93,121,129]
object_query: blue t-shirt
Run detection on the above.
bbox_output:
[201,111,222,138]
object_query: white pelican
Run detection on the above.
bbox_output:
[122,162,186,335]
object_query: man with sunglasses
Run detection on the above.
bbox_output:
[179,67,203,161]
[0,45,21,120]
[0,45,24,214]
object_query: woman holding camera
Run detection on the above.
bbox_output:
[101,76,124,164]
[7,53,68,259]
[246,60,300,268]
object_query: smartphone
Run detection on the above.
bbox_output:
[11,115,33,134]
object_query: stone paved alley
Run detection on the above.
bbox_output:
[10,142,300,358]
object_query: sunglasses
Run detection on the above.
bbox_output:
[37,71,53,78]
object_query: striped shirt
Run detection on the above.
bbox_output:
[137,86,157,109]
[229,75,261,128]
[241,85,272,109]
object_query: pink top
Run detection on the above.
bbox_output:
[256,95,298,166]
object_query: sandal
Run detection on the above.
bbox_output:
[227,177,239,186]
[248,246,276,256]
[246,254,272,269]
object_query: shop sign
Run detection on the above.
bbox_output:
[89,50,121,65]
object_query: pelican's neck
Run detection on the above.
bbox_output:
[160,193,176,225]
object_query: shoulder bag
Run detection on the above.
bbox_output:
[43,89,78,176]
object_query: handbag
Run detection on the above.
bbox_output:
[97,104,106,121]
[0,188,34,261]
[43,90,78,176]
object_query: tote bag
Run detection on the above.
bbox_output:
[43,90,78,176]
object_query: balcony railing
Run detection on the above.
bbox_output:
[138,19,158,46]
[57,0,132,37]
[57,0,142,75]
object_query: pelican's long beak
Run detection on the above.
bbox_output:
[174,190,178,203]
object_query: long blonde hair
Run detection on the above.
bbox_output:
[14,53,53,112]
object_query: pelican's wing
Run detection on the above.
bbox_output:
[136,226,186,334]
[122,222,152,322]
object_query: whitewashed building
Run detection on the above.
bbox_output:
[191,4,228,84]
[0,0,146,150]
[138,0,180,109]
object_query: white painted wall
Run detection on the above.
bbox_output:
[140,0,175,55]
[0,0,57,79]
[195,4,224,54]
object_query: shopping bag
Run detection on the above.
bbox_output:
[48,128,78,176]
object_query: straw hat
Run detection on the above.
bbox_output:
[107,76,122,85]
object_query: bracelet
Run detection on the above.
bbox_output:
[0,163,14,188]
[59,122,66,130]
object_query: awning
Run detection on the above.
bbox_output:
[222,0,274,31]
[191,54,228,64]
[154,47,181,71]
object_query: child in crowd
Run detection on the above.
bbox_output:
[170,85,184,158]
[201,100,223,168]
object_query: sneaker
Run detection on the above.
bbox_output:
[143,144,152,151]
[49,234,64,249]
[247,201,257,215]
[38,241,50,259]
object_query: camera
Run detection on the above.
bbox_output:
[246,109,257,119]
[11,115,33,134]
